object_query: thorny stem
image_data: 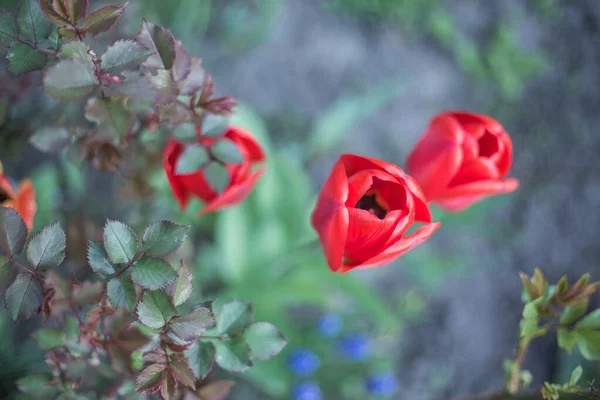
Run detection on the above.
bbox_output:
[508,339,530,394]
[11,258,44,280]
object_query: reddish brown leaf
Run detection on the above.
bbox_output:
[160,370,177,400]
[196,380,236,400]
[136,363,166,395]
[170,359,196,390]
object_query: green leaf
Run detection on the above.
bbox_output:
[0,11,17,50]
[558,328,577,353]
[107,275,137,312]
[43,58,97,100]
[136,290,176,329]
[171,260,192,307]
[216,301,253,335]
[58,41,91,62]
[101,39,151,74]
[0,206,28,256]
[244,322,288,361]
[30,126,71,153]
[130,255,177,290]
[33,327,63,350]
[569,365,583,386]
[87,240,116,275]
[64,0,88,23]
[202,114,228,137]
[214,337,253,373]
[204,162,230,194]
[80,2,127,36]
[179,57,204,95]
[17,0,52,43]
[575,330,600,360]
[16,373,58,400]
[142,220,190,258]
[103,71,156,105]
[560,299,589,325]
[185,341,215,380]
[5,273,43,320]
[27,222,66,270]
[308,76,406,157]
[168,307,215,342]
[7,43,47,74]
[103,220,139,264]
[39,0,70,25]
[172,123,197,142]
[576,310,600,330]
[136,19,176,69]
[211,140,244,164]
[135,363,166,394]
[175,145,209,175]
[85,97,135,142]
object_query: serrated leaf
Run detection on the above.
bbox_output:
[135,363,166,394]
[211,139,244,164]
[171,260,192,307]
[172,40,191,82]
[7,43,47,74]
[43,26,60,50]
[103,70,156,106]
[172,123,197,142]
[576,330,600,360]
[214,337,253,373]
[103,220,139,264]
[170,359,195,389]
[0,11,18,49]
[201,114,228,137]
[179,57,204,95]
[142,221,190,257]
[149,69,178,104]
[30,126,71,153]
[160,369,176,400]
[33,327,63,350]
[244,322,288,361]
[64,0,88,23]
[136,19,175,69]
[17,0,52,43]
[204,162,230,194]
[0,206,28,256]
[196,380,235,400]
[216,301,253,335]
[27,222,66,270]
[101,39,151,74]
[157,101,188,125]
[17,373,58,400]
[169,308,214,342]
[185,341,215,380]
[107,275,137,312]
[175,145,209,175]
[85,97,135,142]
[130,256,177,290]
[80,2,127,36]
[137,290,176,329]
[576,310,600,330]
[43,58,97,99]
[5,273,42,320]
[87,240,115,275]
[558,328,577,353]
[39,0,69,25]
[58,41,91,63]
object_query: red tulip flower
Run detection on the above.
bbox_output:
[406,111,518,212]
[311,154,440,273]
[164,125,265,215]
[0,161,36,231]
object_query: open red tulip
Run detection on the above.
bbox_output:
[311,154,440,273]
[0,161,36,232]
[164,125,265,215]
[406,111,519,212]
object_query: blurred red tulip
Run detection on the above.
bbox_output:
[0,161,36,232]
[164,126,265,215]
[311,154,440,273]
[406,111,519,212]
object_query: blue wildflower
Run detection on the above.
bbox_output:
[292,381,322,400]
[337,333,371,361]
[287,349,320,377]
[316,313,344,338]
[366,372,399,397]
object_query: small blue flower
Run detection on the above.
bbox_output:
[366,372,399,397]
[337,333,371,361]
[287,349,320,377]
[316,313,344,338]
[292,381,322,400]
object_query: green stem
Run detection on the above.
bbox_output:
[508,339,530,394]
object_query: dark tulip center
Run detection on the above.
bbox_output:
[356,193,387,219]
[478,131,499,158]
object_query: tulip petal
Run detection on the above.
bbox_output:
[343,209,401,265]
[341,154,431,223]
[435,178,519,212]
[200,169,265,215]
[405,115,464,202]
[227,126,266,162]
[450,111,504,137]
[345,169,398,208]
[339,222,441,273]
[448,157,499,187]
[3,179,36,232]
[163,140,191,209]
[311,160,349,272]
[495,131,513,177]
